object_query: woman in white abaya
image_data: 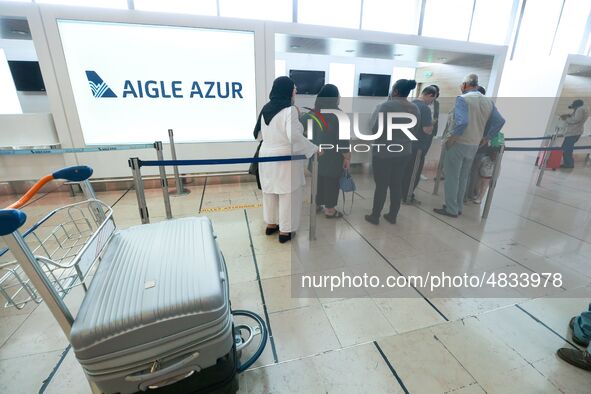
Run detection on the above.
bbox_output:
[254,76,317,243]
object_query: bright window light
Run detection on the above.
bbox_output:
[4,0,32,2]
[298,0,362,29]
[134,0,217,15]
[469,0,514,45]
[275,59,287,77]
[361,0,420,35]
[329,63,355,97]
[0,49,23,115]
[392,66,416,81]
[36,0,128,8]
[513,0,563,58]
[422,0,474,41]
[219,0,292,22]
[551,0,591,56]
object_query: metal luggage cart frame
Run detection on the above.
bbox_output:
[0,166,115,338]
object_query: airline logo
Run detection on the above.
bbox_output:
[85,70,244,100]
[86,71,117,98]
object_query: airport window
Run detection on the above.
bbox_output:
[550,0,591,56]
[328,62,355,98]
[421,0,474,41]
[0,49,23,114]
[361,0,420,35]
[35,0,128,9]
[512,0,563,58]
[134,0,218,15]
[219,0,292,22]
[298,0,362,29]
[469,0,514,45]
[275,59,287,77]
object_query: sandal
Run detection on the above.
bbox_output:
[325,210,343,219]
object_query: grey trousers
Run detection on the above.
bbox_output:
[443,143,479,215]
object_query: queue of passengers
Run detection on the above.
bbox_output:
[252,73,505,243]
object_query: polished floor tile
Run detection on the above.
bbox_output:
[2,153,591,393]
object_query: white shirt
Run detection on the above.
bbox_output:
[259,107,318,194]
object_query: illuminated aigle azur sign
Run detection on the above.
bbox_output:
[86,70,244,99]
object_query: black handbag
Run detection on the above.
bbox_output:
[249,141,263,189]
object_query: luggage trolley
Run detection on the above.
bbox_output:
[0,166,267,394]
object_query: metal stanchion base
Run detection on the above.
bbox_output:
[172,189,191,197]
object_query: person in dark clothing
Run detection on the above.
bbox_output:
[301,84,351,218]
[402,85,437,204]
[365,79,421,225]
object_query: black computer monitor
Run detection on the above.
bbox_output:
[8,61,46,92]
[358,73,391,97]
[289,70,325,95]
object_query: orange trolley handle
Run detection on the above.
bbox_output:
[6,166,93,210]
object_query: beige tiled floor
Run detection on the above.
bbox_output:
[0,153,590,393]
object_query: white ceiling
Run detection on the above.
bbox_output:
[275,34,495,69]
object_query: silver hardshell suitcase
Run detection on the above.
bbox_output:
[70,217,236,394]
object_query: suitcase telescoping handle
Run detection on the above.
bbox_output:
[125,352,201,389]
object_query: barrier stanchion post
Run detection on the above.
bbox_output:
[536,128,560,187]
[433,142,445,195]
[79,179,106,222]
[309,153,318,241]
[154,141,173,219]
[168,129,189,196]
[482,145,504,219]
[129,157,150,224]
[407,148,422,202]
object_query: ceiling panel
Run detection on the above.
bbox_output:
[276,34,495,69]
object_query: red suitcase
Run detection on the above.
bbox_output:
[536,150,562,170]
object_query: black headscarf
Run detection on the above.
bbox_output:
[314,84,340,111]
[253,76,295,138]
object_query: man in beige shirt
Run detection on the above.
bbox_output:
[560,99,589,168]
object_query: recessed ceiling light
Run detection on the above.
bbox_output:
[290,45,300,49]
[11,29,28,36]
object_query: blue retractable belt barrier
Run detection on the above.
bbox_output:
[504,145,591,152]
[504,136,553,141]
[0,144,155,156]
[137,155,307,167]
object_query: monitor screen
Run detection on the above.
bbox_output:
[289,70,325,95]
[57,20,257,144]
[358,73,391,97]
[8,61,46,92]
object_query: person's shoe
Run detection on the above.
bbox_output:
[365,215,380,225]
[265,226,279,236]
[473,199,482,204]
[316,205,324,214]
[556,348,591,371]
[278,232,292,243]
[433,208,458,218]
[383,213,397,224]
[443,204,461,215]
[325,210,343,219]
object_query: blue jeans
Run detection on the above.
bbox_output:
[573,304,591,352]
[562,135,581,168]
[443,143,479,215]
